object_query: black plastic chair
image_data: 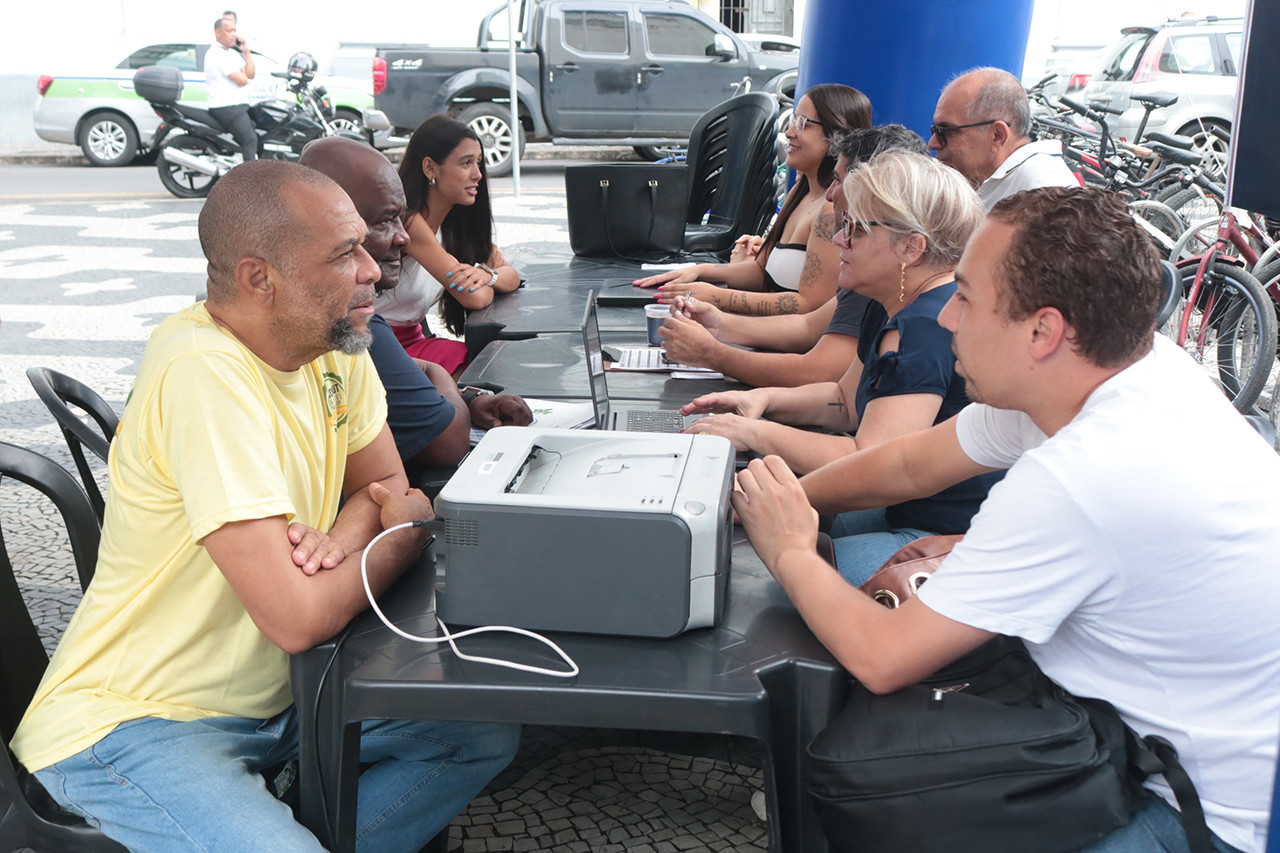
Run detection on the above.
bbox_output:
[681,92,781,255]
[0,442,124,853]
[26,367,119,524]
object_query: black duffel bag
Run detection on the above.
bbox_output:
[805,636,1212,853]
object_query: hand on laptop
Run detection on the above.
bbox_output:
[681,388,768,419]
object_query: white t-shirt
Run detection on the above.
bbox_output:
[977,139,1079,208]
[918,335,1280,853]
[204,42,249,108]
[372,256,444,327]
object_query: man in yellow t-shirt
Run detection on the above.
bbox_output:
[11,160,519,852]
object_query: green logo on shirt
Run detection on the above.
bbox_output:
[322,372,348,431]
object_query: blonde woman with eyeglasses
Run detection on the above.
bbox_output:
[634,84,871,316]
[681,152,1004,584]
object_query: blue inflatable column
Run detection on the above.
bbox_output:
[798,0,1035,142]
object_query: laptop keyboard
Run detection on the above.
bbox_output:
[625,409,685,433]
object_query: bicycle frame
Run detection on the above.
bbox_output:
[1177,212,1258,344]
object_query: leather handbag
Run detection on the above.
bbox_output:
[857,533,962,608]
[803,536,1213,853]
[564,163,689,259]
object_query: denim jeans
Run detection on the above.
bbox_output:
[829,507,935,587]
[34,706,520,853]
[1074,796,1244,853]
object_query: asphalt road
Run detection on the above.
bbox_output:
[0,155,589,200]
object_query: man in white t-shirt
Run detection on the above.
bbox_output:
[205,15,257,160]
[929,67,1079,207]
[735,186,1280,853]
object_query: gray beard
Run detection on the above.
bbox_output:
[329,316,373,355]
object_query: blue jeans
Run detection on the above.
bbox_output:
[1075,796,1244,853]
[34,706,520,853]
[829,508,935,587]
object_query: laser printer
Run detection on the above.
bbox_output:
[432,427,735,638]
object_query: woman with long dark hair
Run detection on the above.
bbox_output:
[372,114,520,375]
[635,84,872,316]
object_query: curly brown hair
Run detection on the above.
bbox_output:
[988,187,1160,368]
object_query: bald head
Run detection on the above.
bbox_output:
[300,137,409,291]
[198,160,339,302]
[942,67,1031,139]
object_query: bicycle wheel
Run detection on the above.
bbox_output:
[1163,188,1224,257]
[1174,261,1277,411]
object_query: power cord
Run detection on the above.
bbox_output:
[362,522,580,678]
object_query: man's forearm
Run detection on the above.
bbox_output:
[800,418,988,515]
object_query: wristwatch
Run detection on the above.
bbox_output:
[459,386,495,405]
[473,262,499,288]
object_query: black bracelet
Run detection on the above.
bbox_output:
[459,386,494,405]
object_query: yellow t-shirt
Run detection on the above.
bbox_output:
[12,303,387,772]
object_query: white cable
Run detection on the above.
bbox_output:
[360,522,580,678]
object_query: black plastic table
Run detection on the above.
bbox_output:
[291,535,846,853]
[464,254,718,356]
[458,331,751,403]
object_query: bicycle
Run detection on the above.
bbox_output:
[1165,173,1278,411]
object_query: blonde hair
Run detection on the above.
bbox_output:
[843,151,984,268]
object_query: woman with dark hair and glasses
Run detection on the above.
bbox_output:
[635,83,872,316]
[682,152,1002,584]
[372,114,520,376]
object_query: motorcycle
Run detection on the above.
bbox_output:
[132,53,386,199]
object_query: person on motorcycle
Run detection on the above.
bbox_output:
[206,15,257,161]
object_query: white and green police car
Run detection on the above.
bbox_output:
[34,43,374,166]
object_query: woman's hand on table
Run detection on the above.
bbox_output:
[655,281,722,306]
[442,262,489,292]
[632,265,703,288]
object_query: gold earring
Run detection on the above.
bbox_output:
[899,262,907,303]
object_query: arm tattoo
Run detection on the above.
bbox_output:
[774,293,799,315]
[813,206,836,242]
[798,248,822,292]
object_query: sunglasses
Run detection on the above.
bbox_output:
[929,120,998,147]
[840,210,882,243]
[788,113,825,133]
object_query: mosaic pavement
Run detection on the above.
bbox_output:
[0,178,769,852]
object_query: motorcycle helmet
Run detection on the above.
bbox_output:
[287,52,318,83]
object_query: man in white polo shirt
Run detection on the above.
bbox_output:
[929,67,1078,207]
[205,15,257,161]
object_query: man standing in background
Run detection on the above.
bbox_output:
[206,14,257,161]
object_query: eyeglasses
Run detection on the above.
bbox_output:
[840,209,881,243]
[929,120,998,147]
[788,113,825,133]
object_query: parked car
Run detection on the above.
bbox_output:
[375,0,797,176]
[33,43,375,166]
[1081,17,1242,169]
[737,33,801,54]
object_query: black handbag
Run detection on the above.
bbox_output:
[564,163,689,259]
[805,635,1213,853]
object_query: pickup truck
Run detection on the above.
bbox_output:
[375,0,798,175]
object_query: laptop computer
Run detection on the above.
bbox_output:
[582,290,701,433]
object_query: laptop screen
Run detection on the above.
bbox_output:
[582,290,611,429]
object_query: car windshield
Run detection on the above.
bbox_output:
[1097,31,1151,82]
[120,44,199,71]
